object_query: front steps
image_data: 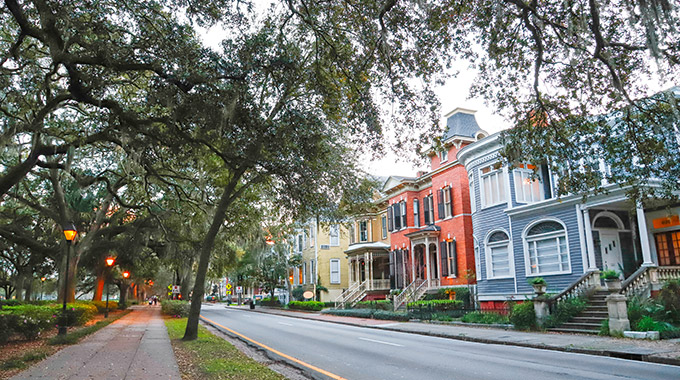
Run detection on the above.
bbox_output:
[547,290,609,334]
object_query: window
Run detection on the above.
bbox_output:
[469,174,477,213]
[297,234,303,252]
[413,199,420,227]
[310,226,315,246]
[439,149,448,163]
[359,220,368,242]
[302,262,307,284]
[480,164,507,207]
[400,201,407,228]
[310,260,315,283]
[423,195,434,225]
[393,203,401,230]
[330,224,340,246]
[486,231,511,278]
[349,223,356,244]
[330,259,341,284]
[525,221,570,275]
[514,164,543,203]
[381,215,387,239]
[438,187,452,219]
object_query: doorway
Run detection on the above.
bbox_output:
[599,231,624,274]
[655,231,680,266]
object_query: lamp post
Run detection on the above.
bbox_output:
[40,277,46,300]
[105,257,115,318]
[59,222,77,336]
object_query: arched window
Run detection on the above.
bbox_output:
[486,230,511,278]
[525,220,570,275]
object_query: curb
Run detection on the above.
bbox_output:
[236,306,680,367]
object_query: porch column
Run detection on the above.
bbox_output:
[364,252,369,286]
[425,238,431,287]
[583,208,599,271]
[636,204,655,266]
[368,252,373,290]
[348,258,353,284]
[410,242,415,282]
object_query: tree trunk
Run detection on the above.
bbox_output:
[14,273,25,301]
[23,277,33,301]
[183,185,234,341]
[58,250,79,304]
[118,282,128,308]
[180,259,193,301]
[92,266,105,301]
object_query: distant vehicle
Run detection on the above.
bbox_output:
[205,295,217,302]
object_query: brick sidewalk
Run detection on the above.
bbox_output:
[11,305,180,380]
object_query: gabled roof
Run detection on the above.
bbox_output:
[443,108,487,141]
[381,175,416,193]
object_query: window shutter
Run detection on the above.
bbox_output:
[448,187,454,215]
[439,241,449,277]
[393,204,401,230]
[395,250,403,288]
[387,206,393,231]
[449,241,457,277]
[437,189,444,219]
[389,251,396,289]
[423,197,430,225]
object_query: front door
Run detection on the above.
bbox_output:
[655,231,680,266]
[600,231,624,274]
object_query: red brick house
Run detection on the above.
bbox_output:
[385,108,487,309]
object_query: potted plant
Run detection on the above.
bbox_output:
[601,269,622,291]
[528,277,547,295]
[444,288,457,300]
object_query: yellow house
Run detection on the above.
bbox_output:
[291,220,350,303]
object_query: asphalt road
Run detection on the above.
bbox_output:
[199,304,680,380]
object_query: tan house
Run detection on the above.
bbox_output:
[291,220,350,303]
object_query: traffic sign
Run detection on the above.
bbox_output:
[171,285,180,294]
[226,290,232,295]
[226,284,232,290]
[235,286,242,294]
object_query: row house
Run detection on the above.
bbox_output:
[457,129,680,312]
[384,108,488,309]
[291,220,350,303]
[335,197,391,307]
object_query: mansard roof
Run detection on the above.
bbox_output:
[443,108,487,141]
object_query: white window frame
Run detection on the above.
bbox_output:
[425,195,434,225]
[302,262,307,285]
[443,186,452,218]
[413,198,420,227]
[485,230,512,279]
[480,164,507,208]
[400,201,407,228]
[349,223,356,245]
[330,259,341,284]
[359,220,368,242]
[439,149,448,163]
[329,224,340,246]
[513,164,543,204]
[381,215,387,239]
[523,220,571,276]
[469,173,477,214]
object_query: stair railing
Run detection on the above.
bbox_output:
[334,279,368,308]
[548,270,600,312]
[393,278,426,311]
[620,265,680,298]
[335,280,361,308]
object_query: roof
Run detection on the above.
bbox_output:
[344,241,390,255]
[404,224,441,238]
[443,108,487,140]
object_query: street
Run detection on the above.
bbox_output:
[199,304,680,380]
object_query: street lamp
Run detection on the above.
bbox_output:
[59,222,77,336]
[121,271,130,308]
[40,277,46,300]
[104,257,115,318]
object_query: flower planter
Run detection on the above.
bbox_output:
[532,283,547,295]
[604,278,622,292]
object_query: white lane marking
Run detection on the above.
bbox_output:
[358,337,404,347]
[278,322,294,326]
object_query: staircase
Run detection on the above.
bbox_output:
[548,290,609,334]
[393,278,427,311]
[334,280,368,309]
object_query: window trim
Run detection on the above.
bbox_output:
[359,220,368,242]
[413,198,420,227]
[330,259,341,284]
[381,215,387,239]
[329,224,340,246]
[443,186,453,219]
[439,149,448,163]
[513,165,544,204]
[469,173,477,214]
[479,164,507,209]
[484,229,513,280]
[523,219,572,277]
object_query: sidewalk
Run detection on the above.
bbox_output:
[237,305,680,366]
[11,305,181,380]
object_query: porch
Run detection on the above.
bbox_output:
[335,242,390,308]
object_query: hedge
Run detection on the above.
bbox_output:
[90,300,119,313]
[161,300,190,317]
[0,303,97,340]
[353,300,393,310]
[322,308,409,321]
[407,299,463,311]
[509,301,536,330]
[461,311,509,324]
[288,301,324,311]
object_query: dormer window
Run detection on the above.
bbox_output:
[439,149,448,163]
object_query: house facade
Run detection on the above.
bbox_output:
[457,132,680,310]
[292,220,350,303]
[385,108,488,308]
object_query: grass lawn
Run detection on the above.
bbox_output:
[165,318,285,380]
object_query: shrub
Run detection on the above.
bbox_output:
[509,301,536,330]
[2,305,56,340]
[461,311,509,324]
[407,299,463,311]
[322,309,373,318]
[372,310,409,321]
[528,277,547,285]
[261,297,280,307]
[354,300,392,310]
[0,313,18,343]
[90,300,119,313]
[0,299,23,307]
[291,286,305,301]
[658,280,680,323]
[544,297,587,328]
[288,301,324,311]
[601,269,620,280]
[64,303,98,326]
[161,300,190,317]
[599,319,610,336]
